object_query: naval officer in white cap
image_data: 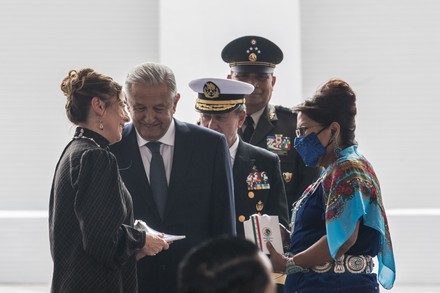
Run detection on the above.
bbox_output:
[189,78,289,238]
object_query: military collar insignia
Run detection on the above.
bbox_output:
[267,104,278,121]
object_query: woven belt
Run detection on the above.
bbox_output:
[311,255,374,274]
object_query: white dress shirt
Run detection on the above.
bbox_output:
[229,134,240,166]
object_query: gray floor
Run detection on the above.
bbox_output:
[0,284,439,293]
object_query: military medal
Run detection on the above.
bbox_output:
[246,165,270,190]
[266,134,291,156]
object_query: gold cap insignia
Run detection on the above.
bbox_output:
[248,52,257,62]
[203,81,220,99]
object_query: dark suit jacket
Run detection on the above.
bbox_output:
[110,119,236,293]
[233,139,289,237]
[238,104,321,210]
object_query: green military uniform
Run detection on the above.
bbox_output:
[222,35,320,292]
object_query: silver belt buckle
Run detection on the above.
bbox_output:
[311,255,374,274]
[334,255,345,273]
[345,255,373,273]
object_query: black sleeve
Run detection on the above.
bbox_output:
[74,149,145,268]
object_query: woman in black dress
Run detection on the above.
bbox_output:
[49,68,169,293]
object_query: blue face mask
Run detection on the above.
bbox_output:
[294,128,329,167]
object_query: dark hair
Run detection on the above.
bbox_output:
[60,68,122,124]
[293,79,357,147]
[178,236,271,293]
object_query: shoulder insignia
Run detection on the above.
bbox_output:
[266,104,278,121]
[275,105,295,116]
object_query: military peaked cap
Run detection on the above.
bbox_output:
[221,35,283,74]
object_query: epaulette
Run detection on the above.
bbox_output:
[274,105,295,116]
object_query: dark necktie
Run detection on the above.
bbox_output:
[242,115,255,143]
[146,142,168,218]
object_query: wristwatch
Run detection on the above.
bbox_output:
[285,257,308,274]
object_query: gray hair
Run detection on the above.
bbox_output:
[125,62,177,97]
[232,104,246,114]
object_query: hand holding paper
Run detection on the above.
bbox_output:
[243,214,283,254]
[134,219,186,242]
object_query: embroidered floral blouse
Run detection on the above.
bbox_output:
[289,145,396,290]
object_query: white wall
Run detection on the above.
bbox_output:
[0,0,303,285]
[160,0,302,124]
[1,0,440,289]
[0,0,159,283]
[300,0,440,210]
[300,0,440,286]
[0,0,160,210]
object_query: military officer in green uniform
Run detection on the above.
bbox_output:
[222,35,321,211]
[189,77,289,238]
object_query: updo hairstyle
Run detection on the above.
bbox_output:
[294,79,357,148]
[60,68,122,124]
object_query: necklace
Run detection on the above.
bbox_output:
[289,175,325,233]
[73,128,101,148]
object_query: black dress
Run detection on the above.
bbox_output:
[49,127,145,293]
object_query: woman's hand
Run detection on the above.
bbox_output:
[266,241,288,273]
[136,233,170,260]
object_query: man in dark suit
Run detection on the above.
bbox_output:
[222,35,321,210]
[110,63,236,293]
[189,77,288,237]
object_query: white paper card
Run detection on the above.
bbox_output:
[134,220,186,242]
[243,214,283,254]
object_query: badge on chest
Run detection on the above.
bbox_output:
[246,165,270,190]
[266,134,291,156]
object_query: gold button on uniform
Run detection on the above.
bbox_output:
[238,215,246,222]
[248,191,254,198]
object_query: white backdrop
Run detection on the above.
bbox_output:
[1,0,440,289]
[0,0,161,284]
[160,0,303,124]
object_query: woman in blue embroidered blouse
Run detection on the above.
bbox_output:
[267,79,395,292]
